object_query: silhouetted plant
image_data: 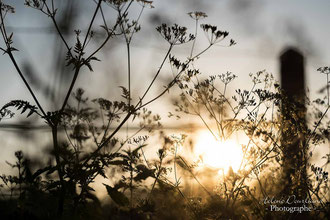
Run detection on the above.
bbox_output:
[0,0,236,219]
[171,58,329,219]
[1,1,328,219]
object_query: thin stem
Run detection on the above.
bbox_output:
[327,73,329,106]
[86,0,134,61]
[8,52,48,117]
[140,147,149,167]
[140,42,217,109]
[137,45,173,106]
[84,35,216,166]
[190,43,213,61]
[212,84,235,112]
[0,10,48,120]
[83,46,176,162]
[178,156,212,196]
[203,91,223,137]
[61,66,80,111]
[197,113,218,139]
[99,3,108,30]
[174,142,178,185]
[127,5,145,44]
[61,0,102,112]
[114,126,145,154]
[148,157,163,198]
[82,0,102,49]
[126,43,131,138]
[101,116,114,144]
[129,157,133,211]
[51,126,65,217]
[46,6,72,57]
[83,112,132,166]
[189,19,198,59]
[308,106,329,151]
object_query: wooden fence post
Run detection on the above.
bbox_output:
[280,47,308,201]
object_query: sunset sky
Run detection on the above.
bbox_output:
[1,0,330,106]
[1,0,329,172]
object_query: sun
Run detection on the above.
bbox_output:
[194,131,243,173]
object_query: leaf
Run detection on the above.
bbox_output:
[66,57,77,67]
[74,37,83,54]
[84,61,93,72]
[134,166,154,182]
[0,108,14,121]
[119,86,130,100]
[21,104,28,114]
[8,32,13,42]
[103,184,129,206]
[0,100,38,119]
[132,144,146,156]
[27,109,34,117]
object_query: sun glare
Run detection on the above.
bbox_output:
[195,131,243,173]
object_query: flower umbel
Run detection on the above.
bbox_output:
[156,23,195,45]
[201,24,236,46]
[188,11,207,20]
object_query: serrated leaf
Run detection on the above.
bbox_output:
[27,110,34,118]
[21,105,28,114]
[74,37,83,54]
[1,100,38,119]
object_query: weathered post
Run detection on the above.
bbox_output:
[280,47,308,201]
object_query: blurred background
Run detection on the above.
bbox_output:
[0,0,329,186]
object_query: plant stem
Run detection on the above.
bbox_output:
[327,73,329,106]
[127,44,131,105]
[61,66,80,111]
[189,19,198,59]
[7,52,48,119]
[82,0,102,49]
[126,43,131,138]
[174,143,178,185]
[149,156,163,198]
[61,0,102,112]
[86,0,134,61]
[130,159,133,212]
[51,126,65,217]
[84,30,217,166]
[47,7,72,57]
[0,10,48,120]
[138,45,173,105]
